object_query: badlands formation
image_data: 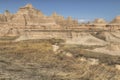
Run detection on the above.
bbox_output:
[1,4,120,55]
[1,4,120,80]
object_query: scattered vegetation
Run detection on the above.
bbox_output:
[0,38,120,80]
[61,44,120,65]
[0,36,19,41]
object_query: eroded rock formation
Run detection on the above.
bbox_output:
[0,4,80,37]
[0,4,120,45]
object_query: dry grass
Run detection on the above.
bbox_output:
[61,44,120,65]
[0,39,120,80]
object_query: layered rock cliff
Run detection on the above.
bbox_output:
[0,4,79,37]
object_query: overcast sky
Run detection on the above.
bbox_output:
[0,0,120,21]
